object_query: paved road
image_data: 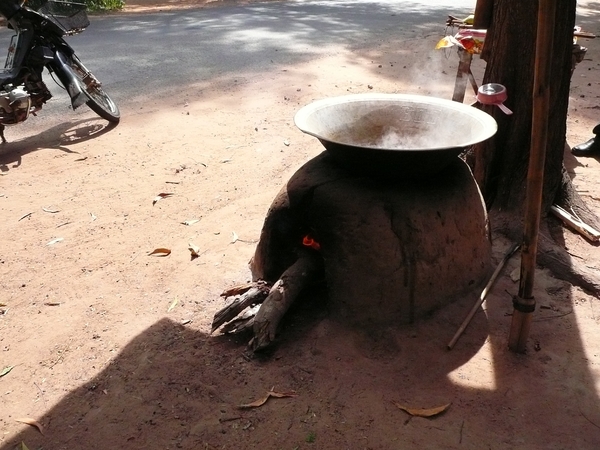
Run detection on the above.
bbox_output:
[0,0,475,114]
[0,0,597,123]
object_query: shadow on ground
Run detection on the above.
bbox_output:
[3,267,599,449]
[0,119,117,172]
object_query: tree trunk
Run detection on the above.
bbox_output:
[473,0,576,214]
[471,0,600,295]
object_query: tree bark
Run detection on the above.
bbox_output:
[474,0,576,214]
[212,282,271,333]
[470,0,600,295]
[250,249,323,351]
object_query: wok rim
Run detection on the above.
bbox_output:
[294,93,498,152]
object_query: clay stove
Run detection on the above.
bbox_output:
[213,94,498,351]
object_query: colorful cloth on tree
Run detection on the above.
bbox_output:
[436,29,486,55]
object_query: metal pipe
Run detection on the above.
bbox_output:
[448,243,519,350]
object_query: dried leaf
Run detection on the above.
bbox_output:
[221,158,232,163]
[181,219,200,226]
[46,238,64,246]
[148,248,171,257]
[90,212,97,221]
[239,393,271,409]
[18,212,33,221]
[188,242,200,259]
[42,206,60,213]
[19,442,30,450]
[268,390,298,399]
[238,389,297,409]
[231,231,238,244]
[0,365,14,377]
[167,297,179,312]
[220,282,255,297]
[153,193,174,205]
[15,418,44,435]
[0,302,6,307]
[394,402,451,418]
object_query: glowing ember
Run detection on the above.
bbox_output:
[302,235,321,251]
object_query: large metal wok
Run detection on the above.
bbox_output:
[294,93,497,178]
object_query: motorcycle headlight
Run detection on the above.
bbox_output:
[8,87,31,115]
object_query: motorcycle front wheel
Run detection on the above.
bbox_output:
[69,55,120,123]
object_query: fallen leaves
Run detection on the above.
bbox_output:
[393,402,451,418]
[42,206,60,213]
[0,365,14,378]
[188,242,201,259]
[238,388,297,409]
[220,282,256,297]
[46,238,64,246]
[148,248,171,257]
[152,193,174,206]
[15,418,44,435]
[167,297,179,312]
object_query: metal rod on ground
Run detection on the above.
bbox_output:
[508,0,556,353]
[448,243,520,350]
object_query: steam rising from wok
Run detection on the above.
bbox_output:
[294,93,497,177]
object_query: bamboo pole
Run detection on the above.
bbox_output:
[508,0,556,353]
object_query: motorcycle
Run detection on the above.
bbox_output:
[0,0,119,142]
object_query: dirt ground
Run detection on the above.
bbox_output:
[1,1,600,449]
